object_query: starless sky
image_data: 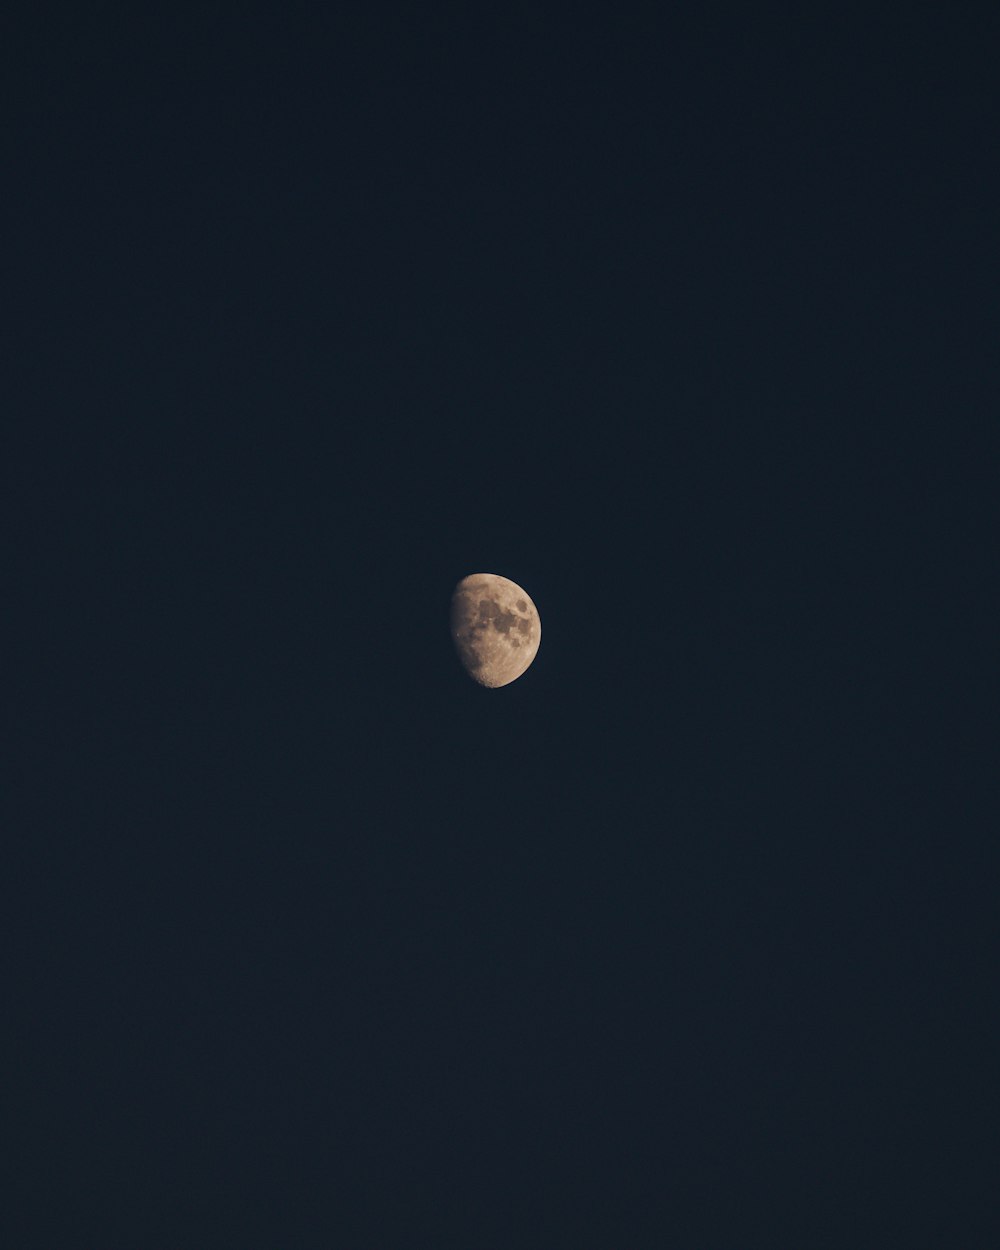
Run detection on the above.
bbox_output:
[5,6,997,1247]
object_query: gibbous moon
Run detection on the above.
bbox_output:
[450,573,541,688]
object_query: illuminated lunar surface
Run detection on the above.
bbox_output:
[450,573,541,688]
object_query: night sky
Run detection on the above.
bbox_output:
[7,7,997,1246]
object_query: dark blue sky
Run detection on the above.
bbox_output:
[6,7,996,1246]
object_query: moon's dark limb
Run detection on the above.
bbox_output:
[450,573,541,688]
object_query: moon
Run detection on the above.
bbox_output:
[450,573,541,688]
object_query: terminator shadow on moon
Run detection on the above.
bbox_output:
[450,573,541,688]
